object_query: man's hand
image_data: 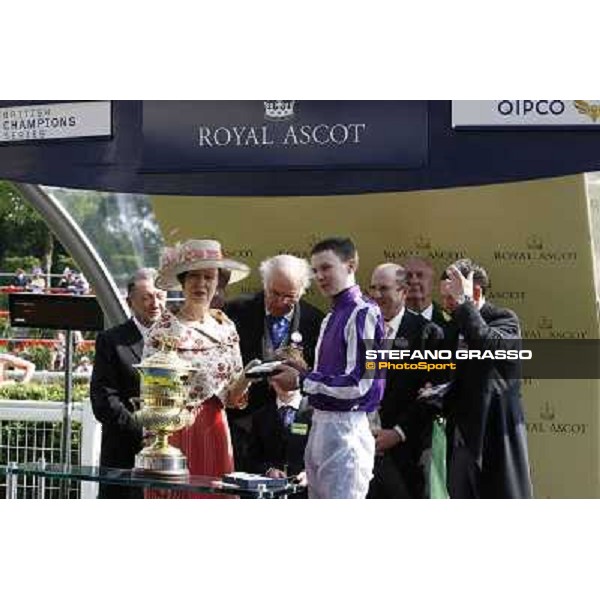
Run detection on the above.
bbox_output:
[269,364,300,392]
[295,471,308,487]
[274,347,308,373]
[266,467,287,479]
[282,357,309,374]
[244,358,263,375]
[417,382,433,400]
[442,265,474,305]
[375,428,403,453]
[417,382,448,413]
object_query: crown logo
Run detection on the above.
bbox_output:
[540,400,556,421]
[526,235,543,250]
[573,100,600,123]
[537,316,553,329]
[263,100,296,121]
[415,235,431,250]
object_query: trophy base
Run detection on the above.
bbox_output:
[133,452,189,478]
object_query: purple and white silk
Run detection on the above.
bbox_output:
[303,285,385,413]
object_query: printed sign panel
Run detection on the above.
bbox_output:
[0,101,112,142]
[142,100,428,171]
[452,100,600,128]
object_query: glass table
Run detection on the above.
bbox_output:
[1,462,301,499]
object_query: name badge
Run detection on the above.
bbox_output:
[290,423,308,436]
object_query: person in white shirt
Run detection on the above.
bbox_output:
[74,356,93,375]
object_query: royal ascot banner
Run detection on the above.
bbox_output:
[151,174,600,498]
[142,101,428,171]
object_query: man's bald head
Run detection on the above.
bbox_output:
[369,263,407,321]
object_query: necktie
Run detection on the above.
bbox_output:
[384,321,394,339]
[278,405,296,429]
[384,321,394,350]
[429,417,449,499]
[267,315,289,349]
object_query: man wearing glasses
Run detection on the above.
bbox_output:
[225,254,324,470]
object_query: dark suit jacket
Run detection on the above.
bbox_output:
[430,302,448,329]
[90,319,144,498]
[374,311,445,498]
[379,311,432,435]
[224,292,324,415]
[247,397,312,477]
[443,302,533,499]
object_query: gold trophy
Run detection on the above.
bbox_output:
[133,336,195,477]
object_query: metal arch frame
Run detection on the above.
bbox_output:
[12,182,127,328]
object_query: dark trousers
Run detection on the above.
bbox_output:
[228,414,253,472]
[368,441,431,499]
[98,482,143,499]
[98,449,143,499]
[446,424,480,499]
[368,454,412,499]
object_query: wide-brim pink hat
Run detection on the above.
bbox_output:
[155,239,250,291]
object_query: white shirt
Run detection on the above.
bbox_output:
[417,304,433,321]
[276,390,303,410]
[384,307,406,340]
[132,316,152,341]
[383,308,408,442]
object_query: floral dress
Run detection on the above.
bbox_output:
[143,309,244,497]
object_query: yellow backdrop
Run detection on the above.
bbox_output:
[152,174,600,498]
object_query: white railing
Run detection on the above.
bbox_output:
[0,399,101,498]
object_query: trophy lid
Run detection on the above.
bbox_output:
[133,335,195,377]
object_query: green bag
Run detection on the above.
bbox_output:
[429,417,449,499]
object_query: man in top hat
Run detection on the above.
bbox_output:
[225,254,324,471]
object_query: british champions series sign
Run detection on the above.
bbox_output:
[0,101,112,142]
[142,101,428,171]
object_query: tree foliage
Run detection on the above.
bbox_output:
[0,182,163,290]
[49,188,163,288]
[0,182,60,275]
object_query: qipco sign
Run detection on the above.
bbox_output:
[452,100,600,128]
[496,100,566,117]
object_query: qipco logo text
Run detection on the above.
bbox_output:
[497,100,566,117]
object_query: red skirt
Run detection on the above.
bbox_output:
[145,397,234,499]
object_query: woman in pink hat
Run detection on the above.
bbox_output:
[144,239,253,498]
